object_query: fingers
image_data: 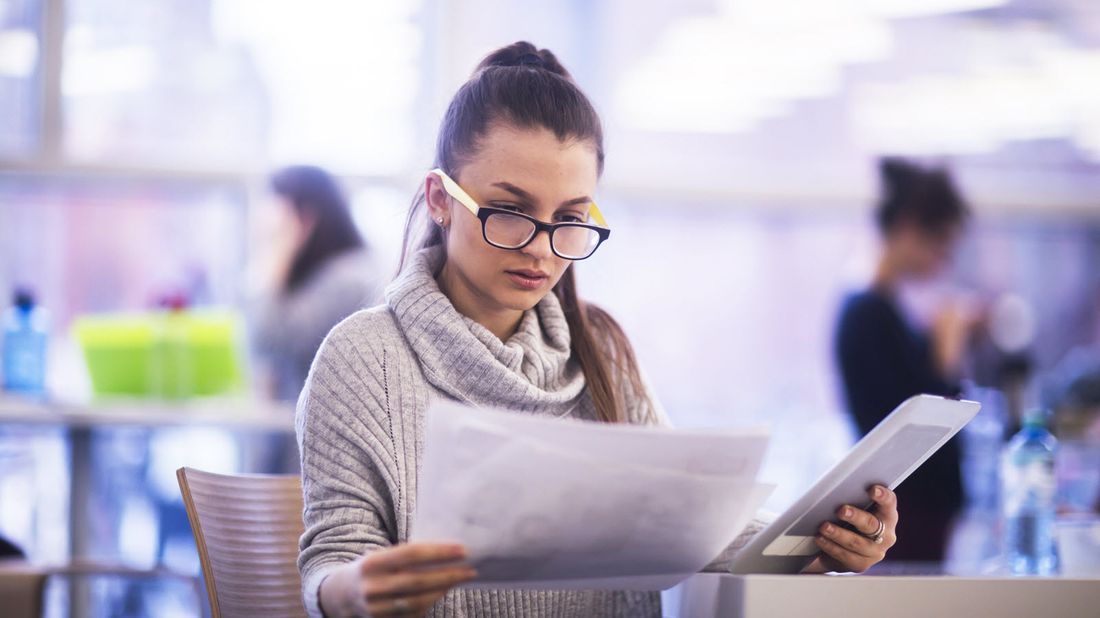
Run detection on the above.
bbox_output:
[362,543,467,573]
[366,566,477,599]
[868,485,899,526]
[836,503,882,537]
[814,534,876,573]
[819,521,878,557]
[366,589,448,617]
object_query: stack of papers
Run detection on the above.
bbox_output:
[411,400,773,590]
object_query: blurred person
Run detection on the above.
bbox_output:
[250,165,382,403]
[298,42,899,618]
[835,157,976,563]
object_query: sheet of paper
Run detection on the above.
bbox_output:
[410,400,773,590]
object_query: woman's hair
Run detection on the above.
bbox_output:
[270,165,365,293]
[876,157,969,235]
[398,41,644,424]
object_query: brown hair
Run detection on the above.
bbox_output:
[876,157,969,236]
[398,41,645,423]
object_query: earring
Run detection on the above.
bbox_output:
[437,217,445,225]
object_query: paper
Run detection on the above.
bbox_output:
[410,399,773,590]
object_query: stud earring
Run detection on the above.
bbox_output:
[437,217,445,225]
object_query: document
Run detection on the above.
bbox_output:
[410,399,773,590]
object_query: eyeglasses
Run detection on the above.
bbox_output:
[430,168,610,261]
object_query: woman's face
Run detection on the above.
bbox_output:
[426,123,599,314]
[891,221,961,280]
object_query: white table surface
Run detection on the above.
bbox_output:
[670,573,1100,618]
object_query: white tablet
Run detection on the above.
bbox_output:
[728,394,980,574]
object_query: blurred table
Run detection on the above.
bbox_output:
[0,394,295,431]
[671,573,1100,618]
[0,394,296,618]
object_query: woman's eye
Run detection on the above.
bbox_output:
[491,203,523,213]
[557,213,584,223]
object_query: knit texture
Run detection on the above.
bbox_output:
[296,246,766,617]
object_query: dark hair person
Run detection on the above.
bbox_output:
[297,43,898,618]
[835,157,974,563]
[251,165,380,402]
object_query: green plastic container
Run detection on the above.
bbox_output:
[73,310,244,399]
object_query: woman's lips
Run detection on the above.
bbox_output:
[505,269,548,290]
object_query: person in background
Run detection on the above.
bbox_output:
[251,165,382,403]
[835,158,977,564]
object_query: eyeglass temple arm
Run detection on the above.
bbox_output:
[430,169,480,216]
[430,168,609,228]
[588,203,608,228]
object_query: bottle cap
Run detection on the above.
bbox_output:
[1021,408,1049,427]
[12,286,35,311]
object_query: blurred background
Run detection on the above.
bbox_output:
[1,0,1099,615]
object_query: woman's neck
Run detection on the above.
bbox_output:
[436,262,523,341]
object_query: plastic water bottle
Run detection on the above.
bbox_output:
[2,288,49,396]
[1000,411,1058,575]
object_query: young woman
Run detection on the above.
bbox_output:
[297,42,898,618]
[251,165,381,402]
[835,158,973,562]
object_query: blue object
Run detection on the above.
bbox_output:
[2,288,48,396]
[1000,411,1059,576]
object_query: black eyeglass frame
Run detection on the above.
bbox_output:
[474,206,610,261]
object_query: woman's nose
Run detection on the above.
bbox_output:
[521,229,554,259]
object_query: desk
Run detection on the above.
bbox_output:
[672,573,1100,618]
[0,395,296,617]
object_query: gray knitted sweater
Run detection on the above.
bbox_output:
[296,246,766,617]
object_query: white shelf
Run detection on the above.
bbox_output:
[0,394,295,433]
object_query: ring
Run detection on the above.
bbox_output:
[393,598,411,614]
[863,517,886,545]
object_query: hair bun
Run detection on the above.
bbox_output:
[477,41,572,79]
[514,52,544,68]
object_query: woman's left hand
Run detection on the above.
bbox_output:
[802,485,898,574]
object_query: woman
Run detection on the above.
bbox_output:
[298,42,898,618]
[835,158,973,563]
[251,165,381,403]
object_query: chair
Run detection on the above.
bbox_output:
[177,467,308,618]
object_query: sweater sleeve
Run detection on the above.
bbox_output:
[295,317,400,617]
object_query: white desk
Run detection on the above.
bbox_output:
[672,573,1100,618]
[0,394,296,618]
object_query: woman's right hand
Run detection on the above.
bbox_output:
[319,543,477,617]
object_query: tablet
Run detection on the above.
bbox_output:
[728,394,980,574]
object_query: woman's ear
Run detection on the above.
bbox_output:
[424,174,451,228]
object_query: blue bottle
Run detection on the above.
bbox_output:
[1000,411,1058,576]
[1,288,48,396]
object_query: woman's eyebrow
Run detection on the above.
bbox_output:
[491,181,592,208]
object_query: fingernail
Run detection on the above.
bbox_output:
[822,524,834,534]
[874,487,883,498]
[843,507,852,518]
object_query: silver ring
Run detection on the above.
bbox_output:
[393,598,411,614]
[864,517,886,544]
